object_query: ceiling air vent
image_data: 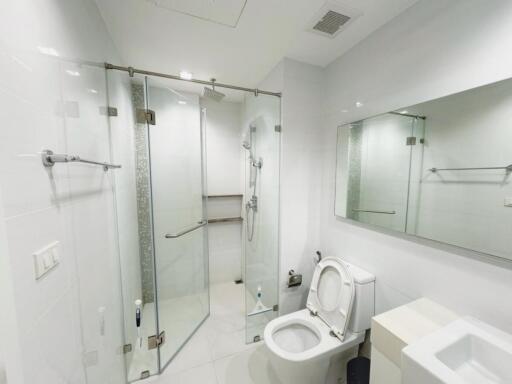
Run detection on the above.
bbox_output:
[313,10,351,36]
[309,1,362,38]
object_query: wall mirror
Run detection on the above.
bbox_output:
[335,77,512,261]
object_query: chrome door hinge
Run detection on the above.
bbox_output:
[123,344,132,354]
[140,370,150,380]
[275,125,282,132]
[99,106,118,117]
[107,106,118,117]
[137,108,156,125]
[273,304,279,312]
[406,136,417,146]
[148,331,165,350]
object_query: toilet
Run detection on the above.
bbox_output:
[264,257,375,384]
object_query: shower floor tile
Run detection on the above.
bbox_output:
[146,282,279,384]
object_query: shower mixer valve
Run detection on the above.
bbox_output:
[246,195,258,212]
[252,158,263,169]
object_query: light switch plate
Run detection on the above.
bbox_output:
[33,241,60,280]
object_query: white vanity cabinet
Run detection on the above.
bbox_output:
[369,298,458,384]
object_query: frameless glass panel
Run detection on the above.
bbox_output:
[336,113,415,232]
[62,63,127,384]
[145,77,210,369]
[108,73,159,382]
[242,93,280,343]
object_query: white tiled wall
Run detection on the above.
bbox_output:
[319,0,512,333]
[0,0,129,382]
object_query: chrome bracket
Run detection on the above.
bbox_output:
[123,344,132,354]
[107,106,118,117]
[406,136,417,146]
[137,109,156,125]
[140,371,150,380]
[148,331,166,350]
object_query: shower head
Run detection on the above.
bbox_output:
[203,78,225,102]
[242,141,251,150]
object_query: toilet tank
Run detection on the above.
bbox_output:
[344,261,375,333]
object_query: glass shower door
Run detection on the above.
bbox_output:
[242,94,281,343]
[145,77,210,369]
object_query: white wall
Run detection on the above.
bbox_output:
[203,99,243,195]
[0,189,23,384]
[319,0,512,333]
[0,0,129,382]
[278,59,325,315]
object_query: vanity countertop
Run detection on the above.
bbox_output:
[371,298,458,367]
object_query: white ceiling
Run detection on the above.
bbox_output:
[95,0,419,98]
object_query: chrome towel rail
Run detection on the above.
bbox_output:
[41,149,121,171]
[165,220,207,239]
[208,217,243,224]
[430,164,512,173]
[352,208,396,215]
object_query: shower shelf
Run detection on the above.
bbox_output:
[207,194,243,198]
[208,217,243,224]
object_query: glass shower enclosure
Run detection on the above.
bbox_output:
[109,68,281,381]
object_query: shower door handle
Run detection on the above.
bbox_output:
[165,220,207,239]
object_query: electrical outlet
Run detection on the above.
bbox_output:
[33,241,60,280]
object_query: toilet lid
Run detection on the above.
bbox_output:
[307,257,354,341]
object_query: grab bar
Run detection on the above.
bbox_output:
[165,220,207,239]
[352,208,396,215]
[41,149,121,171]
[429,164,512,173]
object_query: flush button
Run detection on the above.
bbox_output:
[33,241,60,280]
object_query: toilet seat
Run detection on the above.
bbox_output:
[307,257,355,341]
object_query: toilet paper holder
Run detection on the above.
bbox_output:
[288,270,302,288]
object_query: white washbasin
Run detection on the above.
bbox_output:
[402,317,512,384]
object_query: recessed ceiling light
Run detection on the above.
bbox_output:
[37,46,59,57]
[179,71,192,80]
[66,70,80,77]
[400,110,408,114]
[340,109,348,113]
[178,100,187,105]
[88,89,98,94]
[355,101,363,108]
